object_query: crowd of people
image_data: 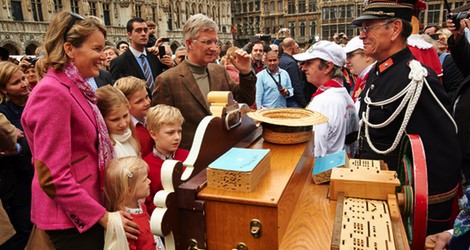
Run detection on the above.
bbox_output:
[1,0,470,248]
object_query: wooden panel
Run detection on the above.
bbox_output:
[279,179,336,250]
[199,136,314,248]
[277,155,313,241]
[205,201,278,249]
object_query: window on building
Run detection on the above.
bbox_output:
[135,5,142,18]
[339,6,346,18]
[322,26,329,41]
[289,22,295,37]
[427,4,440,25]
[243,3,247,12]
[11,0,23,20]
[330,7,336,19]
[309,20,316,37]
[300,21,306,36]
[299,0,306,13]
[31,0,43,21]
[278,1,282,12]
[418,9,425,24]
[265,18,271,33]
[309,0,316,12]
[356,5,362,17]
[270,1,274,11]
[70,0,79,13]
[168,4,173,30]
[346,25,356,38]
[89,1,96,16]
[153,7,157,24]
[322,7,329,19]
[264,2,268,12]
[54,0,62,12]
[347,5,354,18]
[278,17,284,28]
[103,3,110,25]
[455,1,464,9]
[249,2,253,12]
[176,4,181,29]
[288,0,295,14]
[255,0,260,11]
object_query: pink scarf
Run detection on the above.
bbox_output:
[311,78,343,98]
[64,63,114,190]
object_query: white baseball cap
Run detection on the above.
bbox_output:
[343,36,364,54]
[293,40,346,67]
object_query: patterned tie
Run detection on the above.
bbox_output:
[140,54,154,89]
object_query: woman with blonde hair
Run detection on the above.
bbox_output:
[0,61,33,249]
[21,11,138,249]
[96,85,140,157]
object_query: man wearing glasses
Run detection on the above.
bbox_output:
[343,36,375,108]
[151,14,256,150]
[353,0,461,235]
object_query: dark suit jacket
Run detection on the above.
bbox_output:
[151,61,256,150]
[94,69,113,88]
[109,48,166,83]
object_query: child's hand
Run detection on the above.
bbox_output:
[120,210,140,240]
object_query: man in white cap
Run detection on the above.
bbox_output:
[343,36,375,106]
[294,40,358,157]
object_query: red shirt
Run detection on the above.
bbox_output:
[143,148,189,214]
[127,203,156,250]
[135,124,154,158]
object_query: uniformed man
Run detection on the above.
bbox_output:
[353,0,462,235]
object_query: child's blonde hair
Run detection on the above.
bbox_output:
[104,157,149,211]
[146,104,184,132]
[96,85,140,153]
[113,76,147,99]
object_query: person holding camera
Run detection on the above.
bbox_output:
[448,10,470,188]
[18,57,39,90]
[255,50,293,109]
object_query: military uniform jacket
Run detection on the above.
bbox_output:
[358,47,461,195]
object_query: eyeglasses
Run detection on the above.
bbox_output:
[194,39,219,47]
[63,12,84,41]
[358,20,393,34]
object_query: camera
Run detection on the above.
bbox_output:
[26,57,38,65]
[260,35,271,42]
[448,12,469,30]
[158,46,166,58]
[161,37,170,42]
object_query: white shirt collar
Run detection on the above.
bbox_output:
[131,115,145,126]
[129,46,147,59]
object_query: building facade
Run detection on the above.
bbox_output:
[1,0,468,55]
[0,0,232,55]
[231,0,469,48]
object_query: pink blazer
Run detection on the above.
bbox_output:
[21,69,106,233]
